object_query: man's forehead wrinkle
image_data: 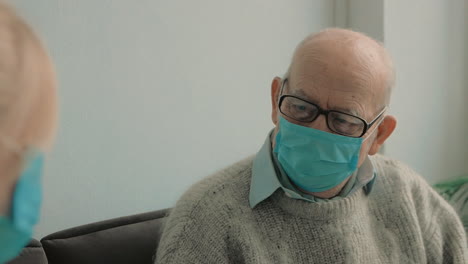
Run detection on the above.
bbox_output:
[286,28,393,120]
[334,100,365,118]
[295,30,387,73]
[299,43,386,106]
[293,43,375,82]
[351,46,388,112]
[286,79,367,118]
[292,54,374,101]
[288,87,319,105]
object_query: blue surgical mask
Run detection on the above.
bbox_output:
[0,150,44,264]
[274,116,371,193]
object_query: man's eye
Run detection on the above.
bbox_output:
[331,115,363,135]
[293,104,307,111]
[335,117,348,124]
[334,117,359,127]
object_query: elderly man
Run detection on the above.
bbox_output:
[0,2,57,263]
[155,28,467,263]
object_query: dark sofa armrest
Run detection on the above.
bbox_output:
[6,239,48,264]
[41,208,171,264]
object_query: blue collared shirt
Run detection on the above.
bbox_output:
[249,131,376,208]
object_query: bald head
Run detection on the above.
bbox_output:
[286,28,394,110]
[0,1,57,151]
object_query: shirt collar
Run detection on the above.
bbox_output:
[249,132,281,208]
[249,130,376,208]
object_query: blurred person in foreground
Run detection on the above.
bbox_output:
[0,2,57,263]
[155,28,467,263]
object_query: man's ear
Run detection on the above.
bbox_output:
[368,115,397,155]
[271,77,282,125]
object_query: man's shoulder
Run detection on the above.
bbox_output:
[371,154,425,188]
[371,154,452,213]
[156,156,256,263]
[172,155,255,216]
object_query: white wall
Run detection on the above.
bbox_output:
[384,0,468,183]
[335,0,384,42]
[11,0,335,238]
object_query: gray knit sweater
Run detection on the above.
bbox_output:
[155,155,468,263]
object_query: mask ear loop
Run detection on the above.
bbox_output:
[279,78,287,97]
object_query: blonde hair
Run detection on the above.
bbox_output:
[0,1,57,151]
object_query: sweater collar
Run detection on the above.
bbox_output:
[249,130,376,208]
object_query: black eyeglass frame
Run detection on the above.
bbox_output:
[278,78,386,138]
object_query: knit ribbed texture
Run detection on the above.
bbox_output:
[155,154,468,263]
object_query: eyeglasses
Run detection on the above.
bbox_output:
[278,79,386,138]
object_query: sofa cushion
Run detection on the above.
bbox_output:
[6,239,47,264]
[41,208,170,264]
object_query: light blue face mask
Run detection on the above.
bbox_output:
[274,116,368,193]
[0,150,44,264]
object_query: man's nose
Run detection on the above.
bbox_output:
[308,114,333,133]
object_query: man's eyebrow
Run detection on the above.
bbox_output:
[334,107,362,118]
[288,88,363,118]
[288,89,320,105]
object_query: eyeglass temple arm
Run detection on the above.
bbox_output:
[279,78,288,96]
[368,107,387,127]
